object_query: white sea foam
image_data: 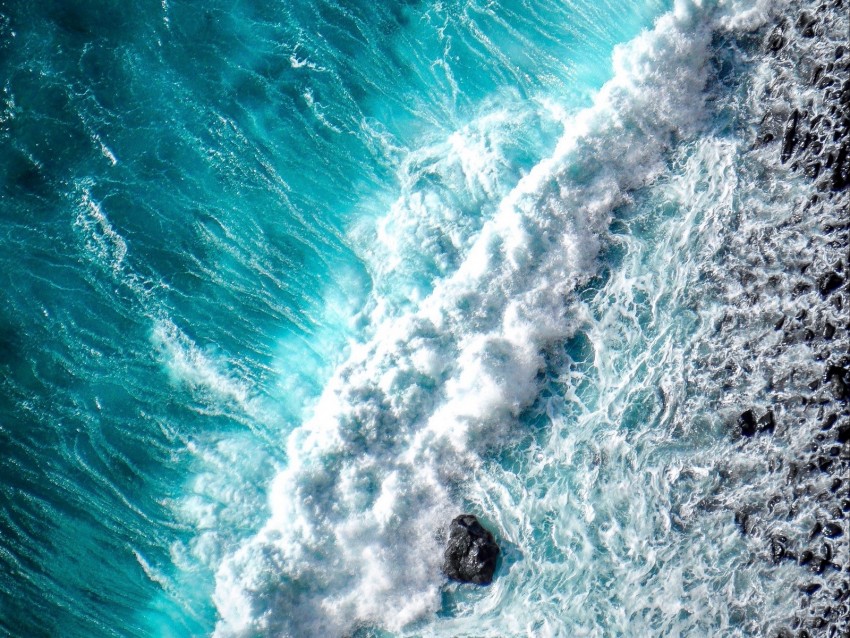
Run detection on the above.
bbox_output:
[151,318,272,424]
[211,1,792,636]
[355,92,565,314]
[75,189,128,274]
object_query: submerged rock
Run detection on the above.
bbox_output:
[738,409,757,437]
[818,271,844,296]
[781,109,801,163]
[443,514,500,585]
[758,410,776,434]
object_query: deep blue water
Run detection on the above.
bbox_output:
[0,0,834,636]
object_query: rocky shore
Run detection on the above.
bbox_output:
[715,1,849,635]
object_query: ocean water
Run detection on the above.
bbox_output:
[1,0,847,636]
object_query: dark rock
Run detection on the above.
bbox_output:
[734,509,751,534]
[759,410,776,434]
[822,413,838,430]
[822,522,843,538]
[805,162,821,179]
[792,281,811,295]
[771,536,788,562]
[782,110,801,163]
[831,142,849,190]
[818,272,844,296]
[826,366,850,401]
[837,423,850,443]
[739,410,757,437]
[818,75,836,89]
[789,463,799,480]
[443,514,500,585]
[800,550,814,565]
[796,11,817,37]
[839,80,850,105]
[802,583,822,595]
[766,25,787,52]
[809,557,828,574]
[823,322,836,339]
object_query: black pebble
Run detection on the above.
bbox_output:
[759,410,776,434]
[796,11,817,37]
[783,110,801,163]
[818,272,844,296]
[822,413,838,430]
[734,509,751,534]
[801,583,822,596]
[739,410,757,437]
[822,522,842,538]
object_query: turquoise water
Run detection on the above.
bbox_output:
[0,0,828,636]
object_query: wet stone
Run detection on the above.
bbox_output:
[783,110,801,163]
[759,410,777,434]
[771,536,788,562]
[767,25,787,52]
[818,272,844,296]
[831,142,849,189]
[796,11,817,37]
[823,322,836,339]
[443,514,500,585]
[822,522,843,538]
[738,409,757,437]
[734,509,752,534]
[802,583,823,595]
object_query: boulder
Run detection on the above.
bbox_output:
[443,514,500,585]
